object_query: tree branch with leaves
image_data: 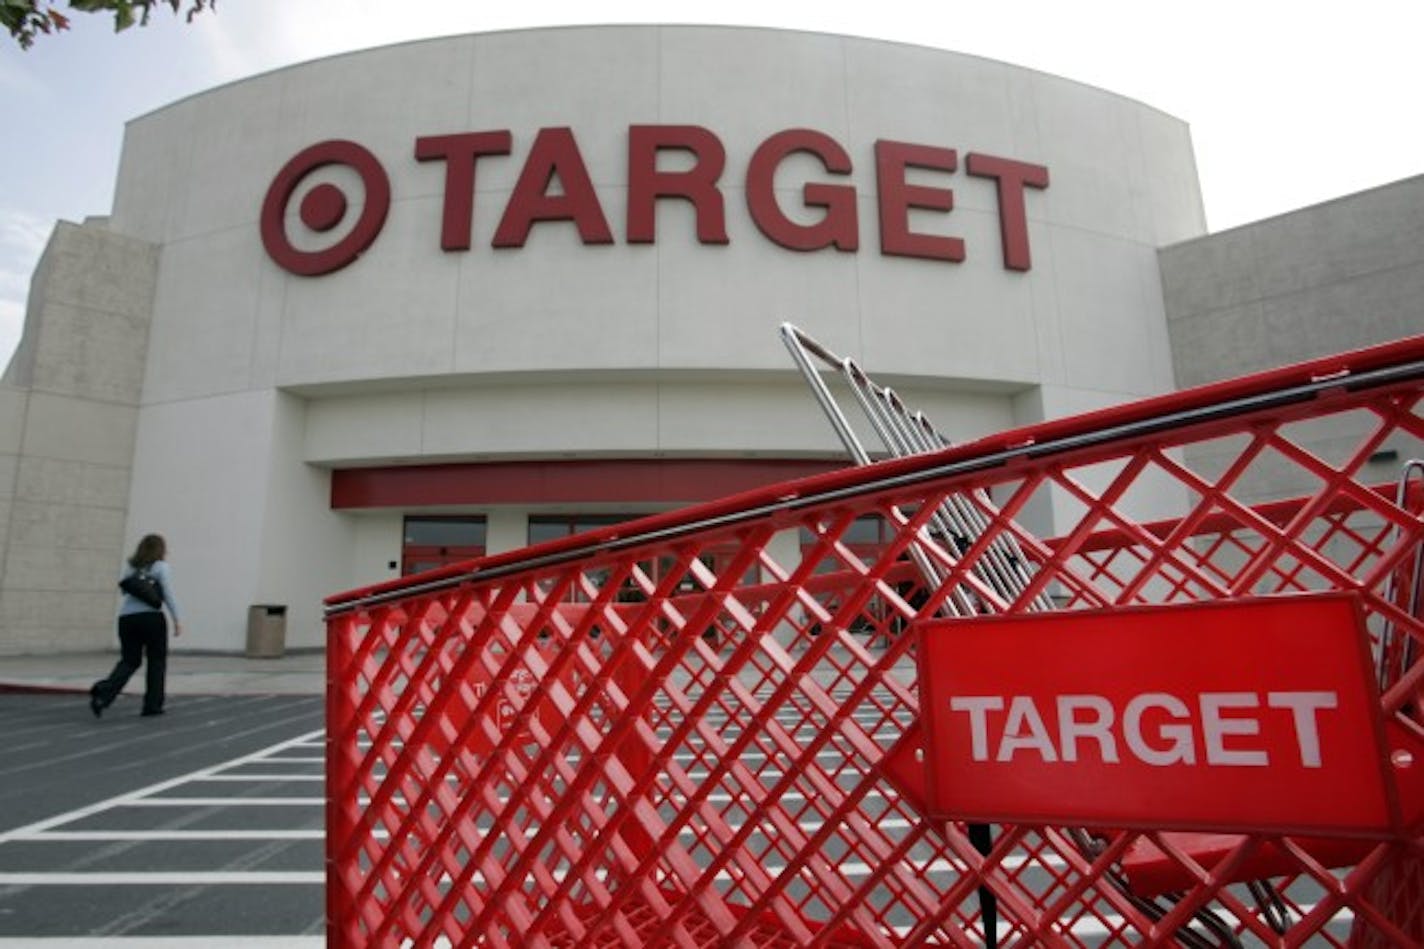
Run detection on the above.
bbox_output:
[3,0,213,49]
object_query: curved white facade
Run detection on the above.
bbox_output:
[3,26,1209,653]
[119,26,1200,407]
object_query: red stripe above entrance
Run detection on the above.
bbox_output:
[330,459,846,509]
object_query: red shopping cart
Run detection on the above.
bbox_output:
[326,333,1424,947]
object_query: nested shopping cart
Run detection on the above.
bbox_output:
[326,331,1424,947]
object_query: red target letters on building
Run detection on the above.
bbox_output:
[261,126,1048,275]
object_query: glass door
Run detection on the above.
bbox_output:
[401,516,487,575]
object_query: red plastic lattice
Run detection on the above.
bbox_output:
[327,335,1424,947]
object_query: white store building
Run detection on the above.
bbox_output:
[2,26,1419,655]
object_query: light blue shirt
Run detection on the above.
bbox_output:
[118,559,180,621]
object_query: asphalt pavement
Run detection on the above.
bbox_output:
[0,651,327,946]
[0,650,325,699]
[0,648,1367,946]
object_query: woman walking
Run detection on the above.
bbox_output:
[90,533,183,717]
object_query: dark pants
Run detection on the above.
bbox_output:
[92,611,168,714]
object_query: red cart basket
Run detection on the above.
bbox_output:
[326,334,1424,947]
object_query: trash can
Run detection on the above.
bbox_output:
[245,604,287,658]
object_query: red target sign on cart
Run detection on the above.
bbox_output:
[914,593,1423,836]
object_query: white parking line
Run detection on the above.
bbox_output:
[253,756,325,763]
[0,872,323,885]
[0,728,325,845]
[196,775,324,782]
[15,830,324,841]
[122,798,322,807]
[0,934,323,940]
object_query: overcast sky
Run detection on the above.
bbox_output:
[3,0,1422,368]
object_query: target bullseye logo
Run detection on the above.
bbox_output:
[299,183,348,232]
[260,140,390,276]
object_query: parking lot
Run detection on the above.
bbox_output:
[0,675,1365,946]
[0,691,325,945]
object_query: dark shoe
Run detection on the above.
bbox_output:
[89,685,103,718]
[140,708,164,717]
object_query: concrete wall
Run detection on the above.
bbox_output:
[1163,174,1424,386]
[1162,174,1424,503]
[299,378,1022,465]
[121,389,362,652]
[111,26,1201,418]
[0,222,158,655]
[350,513,403,589]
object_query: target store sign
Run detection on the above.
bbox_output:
[260,126,1049,276]
[916,594,1413,836]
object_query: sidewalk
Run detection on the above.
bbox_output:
[0,650,325,696]
[1,642,911,698]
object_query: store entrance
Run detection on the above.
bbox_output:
[401,516,487,576]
